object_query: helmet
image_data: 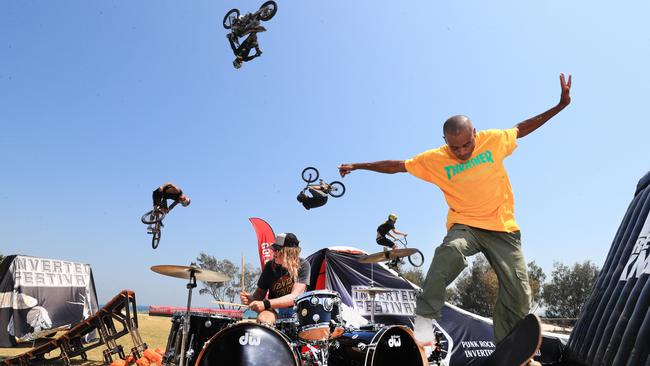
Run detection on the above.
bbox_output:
[388,213,398,222]
[181,198,191,207]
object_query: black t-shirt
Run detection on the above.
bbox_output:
[377,221,395,237]
[257,258,311,299]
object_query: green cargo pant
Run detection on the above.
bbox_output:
[415,224,532,343]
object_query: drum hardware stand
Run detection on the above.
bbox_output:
[369,262,378,324]
[358,251,398,325]
[149,264,229,366]
[185,333,196,361]
[302,341,330,366]
[179,265,197,366]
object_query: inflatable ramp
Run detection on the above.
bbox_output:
[565,171,650,365]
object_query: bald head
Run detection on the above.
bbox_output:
[443,115,473,136]
[442,115,477,161]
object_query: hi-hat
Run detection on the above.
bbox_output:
[356,287,392,295]
[151,265,230,283]
[358,248,420,264]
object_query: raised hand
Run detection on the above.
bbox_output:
[338,164,354,177]
[559,73,572,108]
[240,291,252,305]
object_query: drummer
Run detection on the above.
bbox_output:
[240,233,311,324]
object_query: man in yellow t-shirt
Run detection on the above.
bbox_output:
[338,74,572,357]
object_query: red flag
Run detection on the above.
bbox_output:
[249,218,275,268]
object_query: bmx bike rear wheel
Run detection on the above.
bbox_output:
[223,8,240,29]
[258,1,278,21]
[408,250,425,267]
[301,167,319,183]
[328,181,346,197]
[141,209,166,224]
[151,230,161,249]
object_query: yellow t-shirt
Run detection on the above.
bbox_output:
[405,128,519,232]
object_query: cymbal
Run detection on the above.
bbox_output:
[355,287,392,295]
[151,265,230,283]
[358,248,420,264]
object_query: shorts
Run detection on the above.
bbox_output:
[376,237,395,248]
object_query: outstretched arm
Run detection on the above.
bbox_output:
[338,160,406,177]
[515,73,572,139]
[168,200,179,211]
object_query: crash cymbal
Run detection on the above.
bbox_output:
[355,287,392,295]
[151,265,230,283]
[358,248,420,264]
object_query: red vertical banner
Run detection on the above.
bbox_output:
[249,218,275,268]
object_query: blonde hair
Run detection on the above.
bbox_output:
[277,247,301,281]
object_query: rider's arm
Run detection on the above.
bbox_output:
[268,282,307,309]
[338,160,406,177]
[168,200,180,211]
[391,229,407,237]
[515,74,571,139]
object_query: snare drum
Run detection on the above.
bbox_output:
[328,325,428,366]
[295,290,344,342]
[162,312,234,365]
[195,321,301,366]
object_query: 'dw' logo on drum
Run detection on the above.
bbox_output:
[388,335,402,348]
[239,332,261,346]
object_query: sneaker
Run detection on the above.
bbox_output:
[413,314,436,350]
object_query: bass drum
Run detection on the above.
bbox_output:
[162,312,234,365]
[194,321,301,366]
[328,325,428,366]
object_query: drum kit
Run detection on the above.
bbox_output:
[152,247,428,366]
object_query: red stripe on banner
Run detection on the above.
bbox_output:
[315,258,327,290]
[148,305,243,318]
[249,218,275,268]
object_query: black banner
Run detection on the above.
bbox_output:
[0,255,99,347]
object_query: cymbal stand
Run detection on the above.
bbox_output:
[179,266,197,366]
[369,261,376,324]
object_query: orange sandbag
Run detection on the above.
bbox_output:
[144,348,163,364]
[109,361,126,366]
[154,347,165,356]
[124,355,136,364]
[136,356,151,366]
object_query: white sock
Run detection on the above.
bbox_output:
[423,345,433,357]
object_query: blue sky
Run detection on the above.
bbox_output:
[2,0,649,307]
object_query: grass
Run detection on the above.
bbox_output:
[0,314,172,365]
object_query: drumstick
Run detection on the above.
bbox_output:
[241,253,245,293]
[213,300,247,308]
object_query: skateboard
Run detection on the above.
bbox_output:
[482,313,542,366]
